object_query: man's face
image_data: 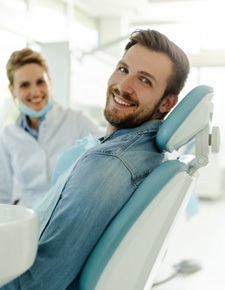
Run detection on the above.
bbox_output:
[104,44,176,130]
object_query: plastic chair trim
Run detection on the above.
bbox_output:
[79,160,188,289]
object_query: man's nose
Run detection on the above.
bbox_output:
[117,75,134,95]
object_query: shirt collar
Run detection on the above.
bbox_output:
[19,114,45,140]
[99,120,163,143]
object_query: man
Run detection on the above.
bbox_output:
[1,29,190,289]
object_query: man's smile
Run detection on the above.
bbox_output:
[114,96,131,106]
[113,93,138,108]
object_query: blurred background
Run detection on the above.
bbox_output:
[0,1,225,289]
[1,0,224,197]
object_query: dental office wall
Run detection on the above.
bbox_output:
[0,0,225,198]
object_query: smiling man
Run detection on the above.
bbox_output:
[105,43,178,133]
[1,29,190,290]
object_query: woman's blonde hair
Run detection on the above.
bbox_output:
[6,48,49,85]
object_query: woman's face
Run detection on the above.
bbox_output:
[9,63,51,112]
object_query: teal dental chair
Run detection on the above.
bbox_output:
[79,85,220,290]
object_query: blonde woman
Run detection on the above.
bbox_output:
[0,48,103,207]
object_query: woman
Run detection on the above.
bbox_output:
[0,48,103,208]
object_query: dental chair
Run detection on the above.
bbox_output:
[0,205,38,287]
[79,85,220,290]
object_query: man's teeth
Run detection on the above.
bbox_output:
[114,96,131,106]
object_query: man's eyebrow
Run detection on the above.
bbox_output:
[117,60,128,67]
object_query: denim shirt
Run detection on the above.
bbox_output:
[1,120,165,290]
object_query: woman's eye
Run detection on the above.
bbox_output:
[37,79,45,85]
[20,82,29,88]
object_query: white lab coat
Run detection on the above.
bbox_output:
[0,105,103,208]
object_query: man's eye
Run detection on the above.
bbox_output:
[119,67,128,73]
[141,77,152,86]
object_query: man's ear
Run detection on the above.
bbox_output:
[159,94,178,113]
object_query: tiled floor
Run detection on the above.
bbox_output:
[151,196,225,290]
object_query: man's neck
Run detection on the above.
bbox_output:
[106,123,117,135]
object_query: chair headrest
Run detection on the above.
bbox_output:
[156,85,214,153]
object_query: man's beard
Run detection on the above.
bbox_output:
[104,88,160,130]
[104,106,155,129]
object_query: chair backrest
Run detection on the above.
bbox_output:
[79,85,219,290]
